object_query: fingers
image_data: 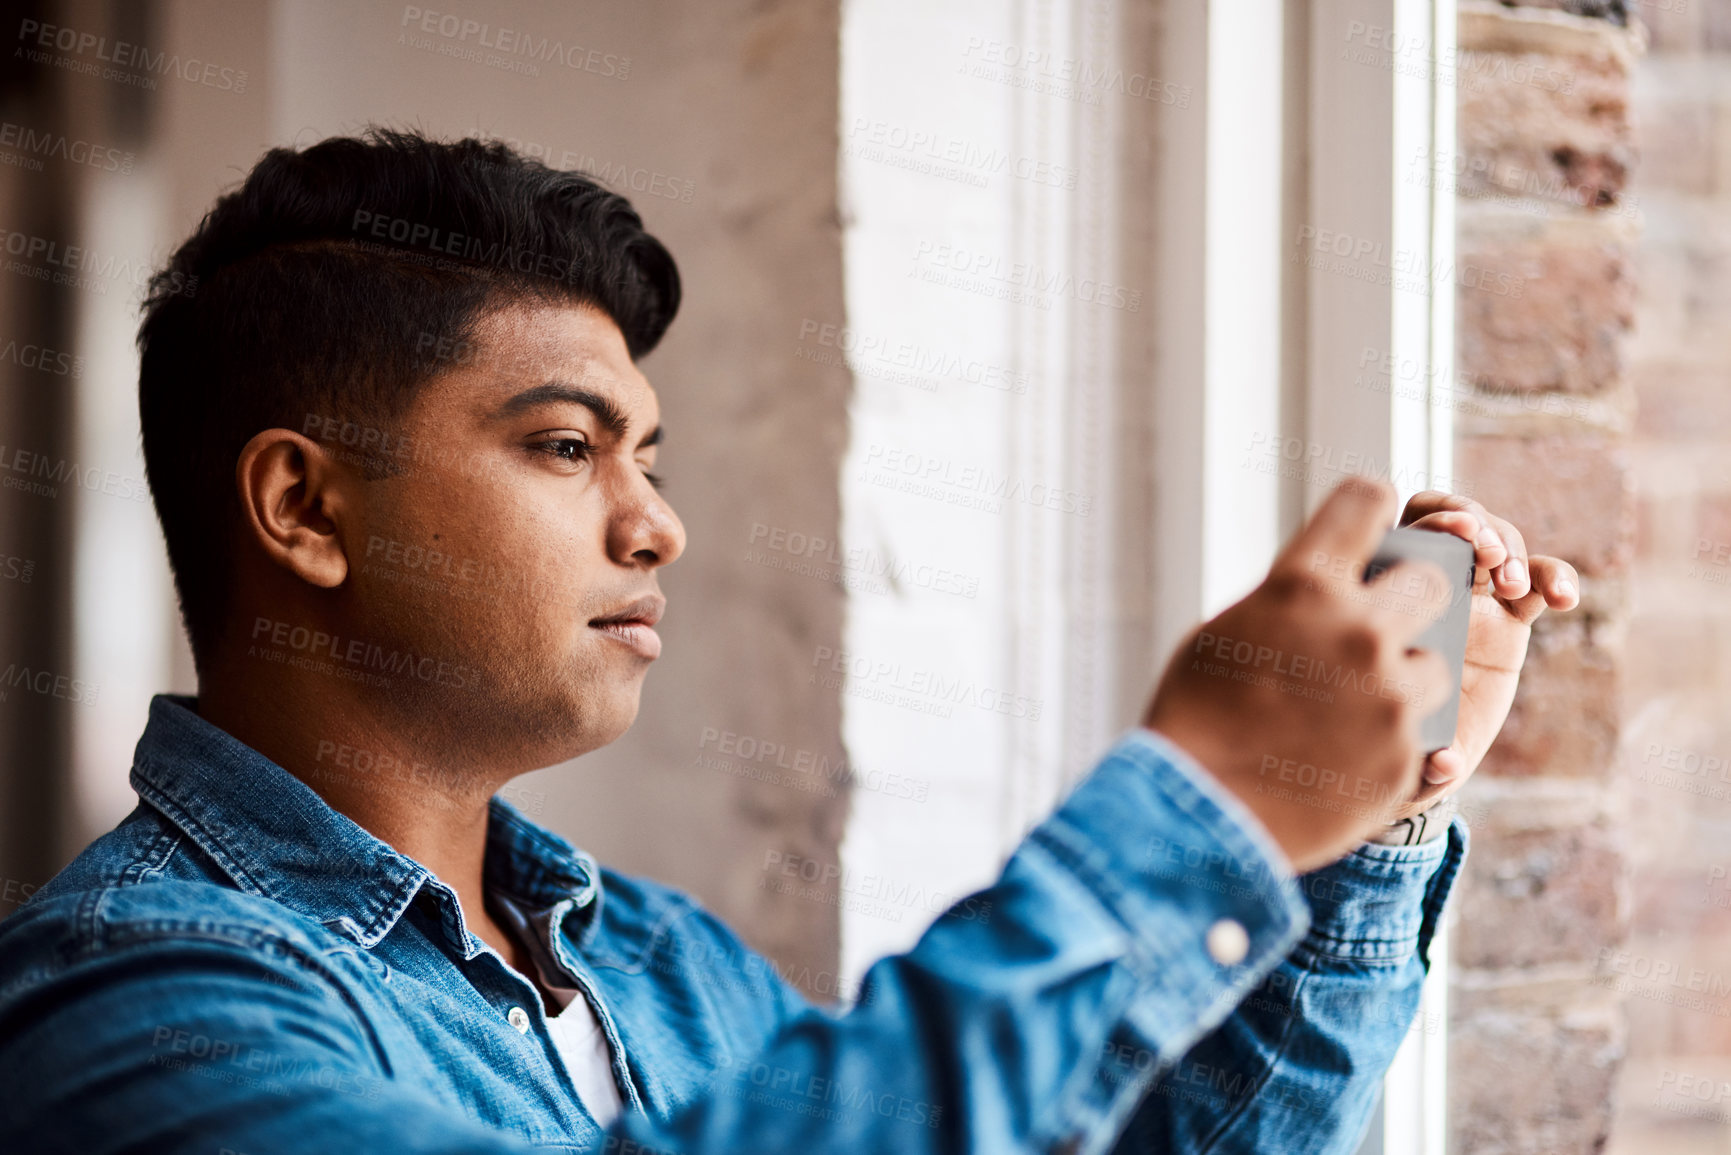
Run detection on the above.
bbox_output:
[1403,491,1533,586]
[1502,555,1581,625]
[1423,744,1467,788]
[1397,773,1455,820]
[1485,512,1530,600]
[1532,555,1580,606]
[1403,508,1509,576]
[1377,745,1464,824]
[1276,477,1400,582]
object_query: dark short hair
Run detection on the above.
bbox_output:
[137,128,681,669]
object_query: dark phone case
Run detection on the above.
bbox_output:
[1362,527,1476,752]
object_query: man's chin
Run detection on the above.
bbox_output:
[538,685,644,762]
[587,691,643,750]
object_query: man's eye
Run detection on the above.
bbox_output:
[534,438,593,462]
[532,439,664,489]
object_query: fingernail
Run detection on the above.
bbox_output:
[1558,578,1577,599]
[1504,558,1526,585]
[1477,527,1502,552]
[1423,765,1453,785]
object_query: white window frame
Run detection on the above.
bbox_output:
[1156,2,1457,1153]
[838,0,1455,1151]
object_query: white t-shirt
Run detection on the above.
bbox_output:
[490,892,625,1128]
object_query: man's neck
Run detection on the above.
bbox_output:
[193,672,524,971]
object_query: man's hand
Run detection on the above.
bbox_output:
[1379,491,1581,821]
[1142,478,1453,873]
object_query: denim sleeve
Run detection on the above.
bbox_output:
[0,910,553,1155]
[1110,803,1470,1155]
[2,729,1450,1155]
[602,727,1322,1155]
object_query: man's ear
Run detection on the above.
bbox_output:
[234,429,352,589]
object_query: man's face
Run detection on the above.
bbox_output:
[341,301,684,770]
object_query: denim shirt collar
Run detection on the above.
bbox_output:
[128,693,603,950]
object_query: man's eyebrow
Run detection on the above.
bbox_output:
[493,381,663,448]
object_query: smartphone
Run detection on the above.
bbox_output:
[1362,527,1476,752]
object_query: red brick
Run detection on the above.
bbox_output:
[1634,362,1731,441]
[1630,873,1731,940]
[1455,433,1635,576]
[1458,210,1635,395]
[1634,491,1657,563]
[1449,994,1622,1154]
[1696,493,1731,558]
[1603,933,1731,1056]
[1634,88,1720,198]
[1453,820,1628,969]
[1456,52,1632,207]
[1478,611,1621,779]
[1622,613,1721,706]
[1499,0,1634,26]
[1636,0,1707,54]
[1456,2,1640,210]
[1629,211,1731,367]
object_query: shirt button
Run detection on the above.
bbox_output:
[1207,919,1249,966]
[507,1006,531,1033]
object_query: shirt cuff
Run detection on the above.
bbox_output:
[1035,727,1312,1037]
[1294,816,1470,968]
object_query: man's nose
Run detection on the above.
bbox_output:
[614,484,685,567]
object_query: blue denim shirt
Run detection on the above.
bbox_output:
[0,694,1465,1154]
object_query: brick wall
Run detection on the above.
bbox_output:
[1602,0,1731,1150]
[1447,3,1643,1153]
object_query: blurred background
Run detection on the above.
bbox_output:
[0,0,1723,1151]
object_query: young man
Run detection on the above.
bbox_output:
[0,130,1578,1154]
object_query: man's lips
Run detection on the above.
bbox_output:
[589,593,665,628]
[588,594,665,660]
